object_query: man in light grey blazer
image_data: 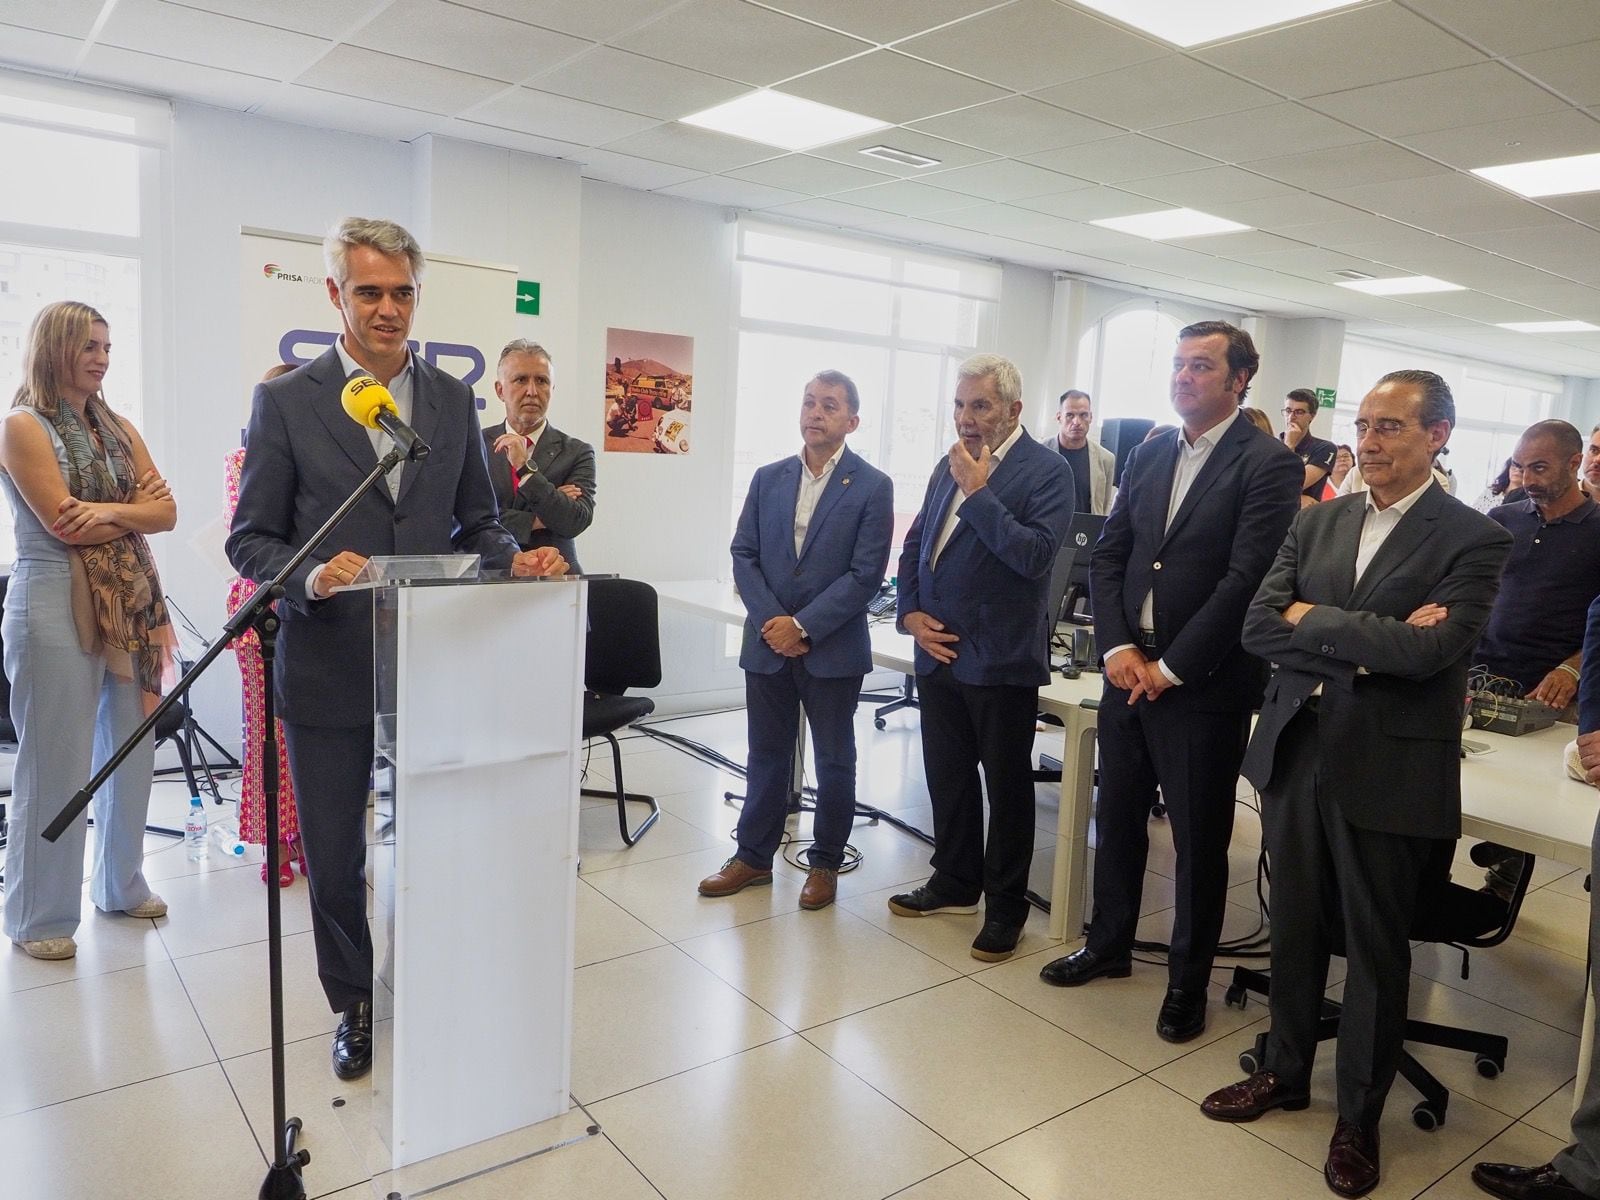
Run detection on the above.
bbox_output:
[1200,370,1511,1198]
[1054,389,1116,515]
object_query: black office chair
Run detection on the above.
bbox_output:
[872,674,918,729]
[1224,845,1535,1132]
[578,578,661,846]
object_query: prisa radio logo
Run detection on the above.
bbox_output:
[262,263,319,284]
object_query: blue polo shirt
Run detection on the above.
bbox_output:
[1475,495,1600,693]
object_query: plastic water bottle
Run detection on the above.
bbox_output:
[211,820,247,859]
[185,795,208,861]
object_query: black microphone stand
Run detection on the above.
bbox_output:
[43,446,407,1200]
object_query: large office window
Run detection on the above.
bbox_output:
[733,222,1001,543]
[0,72,169,563]
[1334,338,1560,505]
[1074,303,1183,424]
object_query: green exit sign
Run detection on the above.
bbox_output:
[1315,387,1336,409]
[515,280,540,316]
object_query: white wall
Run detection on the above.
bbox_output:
[1245,315,1347,439]
[994,261,1055,430]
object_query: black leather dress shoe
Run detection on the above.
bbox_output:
[970,919,1024,962]
[1156,987,1207,1042]
[1326,1119,1380,1198]
[1038,945,1133,987]
[332,1000,373,1081]
[1471,1162,1589,1199]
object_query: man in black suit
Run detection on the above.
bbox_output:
[1039,321,1302,1047]
[1201,371,1512,1198]
[483,340,595,573]
[228,218,565,1081]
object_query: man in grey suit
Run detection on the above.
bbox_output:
[228,217,565,1082]
[483,340,596,573]
[1200,370,1511,1198]
[1053,389,1116,515]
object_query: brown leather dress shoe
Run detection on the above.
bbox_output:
[1325,1119,1380,1198]
[1200,1070,1310,1122]
[698,857,773,897]
[799,868,837,910]
[1471,1161,1589,1199]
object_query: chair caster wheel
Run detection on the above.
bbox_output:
[1412,1101,1444,1131]
[1238,1048,1260,1075]
[1151,802,1167,819]
[873,717,886,730]
[1475,1054,1503,1079]
[1224,983,1247,1009]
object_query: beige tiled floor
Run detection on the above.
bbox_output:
[0,711,1592,1199]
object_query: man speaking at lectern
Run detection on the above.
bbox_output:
[227,217,565,1082]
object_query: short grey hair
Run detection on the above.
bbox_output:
[324,217,425,286]
[1376,369,1454,430]
[498,339,552,368]
[812,369,859,414]
[957,353,1022,408]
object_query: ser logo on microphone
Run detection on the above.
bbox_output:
[340,374,431,462]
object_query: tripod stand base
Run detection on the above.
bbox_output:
[259,1115,310,1199]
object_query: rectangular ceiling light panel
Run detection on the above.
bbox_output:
[1090,207,1252,239]
[681,90,889,151]
[1336,275,1465,295]
[1473,152,1600,199]
[1073,0,1367,47]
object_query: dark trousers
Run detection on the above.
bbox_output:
[1086,688,1248,990]
[1262,710,1445,1131]
[917,665,1039,927]
[283,720,374,1013]
[737,662,863,871]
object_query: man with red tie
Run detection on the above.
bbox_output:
[484,339,596,573]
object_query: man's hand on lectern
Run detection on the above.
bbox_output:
[512,546,568,577]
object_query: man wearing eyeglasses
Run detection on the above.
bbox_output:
[1200,370,1511,1199]
[1053,389,1116,515]
[1282,388,1338,505]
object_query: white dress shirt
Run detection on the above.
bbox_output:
[1105,408,1244,687]
[931,423,1024,567]
[793,443,844,556]
[1355,473,1435,582]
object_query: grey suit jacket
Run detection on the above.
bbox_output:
[1240,483,1512,838]
[227,347,520,727]
[1086,438,1116,515]
[482,420,596,571]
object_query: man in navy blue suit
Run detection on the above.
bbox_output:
[1039,321,1302,1046]
[886,353,1075,963]
[699,371,894,911]
[228,217,565,1082]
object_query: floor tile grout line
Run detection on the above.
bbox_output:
[577,1030,798,1109]
[597,1131,670,1199]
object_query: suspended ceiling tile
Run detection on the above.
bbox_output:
[726,153,895,194]
[8,0,147,36]
[1466,224,1600,282]
[1272,211,1425,248]
[1014,185,1162,221]
[1203,193,1369,230]
[1512,39,1600,106]
[1151,102,1368,163]
[1399,109,1600,171]
[1245,139,1451,191]
[457,0,667,42]
[760,195,889,226]
[1231,243,1382,279]
[1166,230,1313,257]
[613,0,871,88]
[808,128,999,176]
[841,177,1002,216]
[1309,60,1568,141]
[427,117,583,159]
[463,89,659,145]
[780,49,1009,125]
[0,25,83,72]
[1327,172,1540,224]
[908,96,1121,157]
[1405,0,1600,57]
[1400,292,1561,322]
[348,0,591,83]
[656,175,809,208]
[1032,55,1277,132]
[527,46,746,120]
[99,0,332,79]
[574,147,706,191]
[80,45,281,111]
[1118,165,1296,207]
[917,158,1089,202]
[1025,134,1217,183]
[295,44,506,115]
[252,83,438,141]
[895,0,1164,92]
[600,122,780,173]
[1543,194,1600,227]
[1197,4,1484,99]
[756,0,1005,45]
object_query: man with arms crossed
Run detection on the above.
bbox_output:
[484,340,595,573]
[1201,371,1511,1198]
[699,371,893,910]
[228,217,565,1082]
[1054,389,1116,515]
[1039,322,1302,1047]
[886,354,1075,963]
